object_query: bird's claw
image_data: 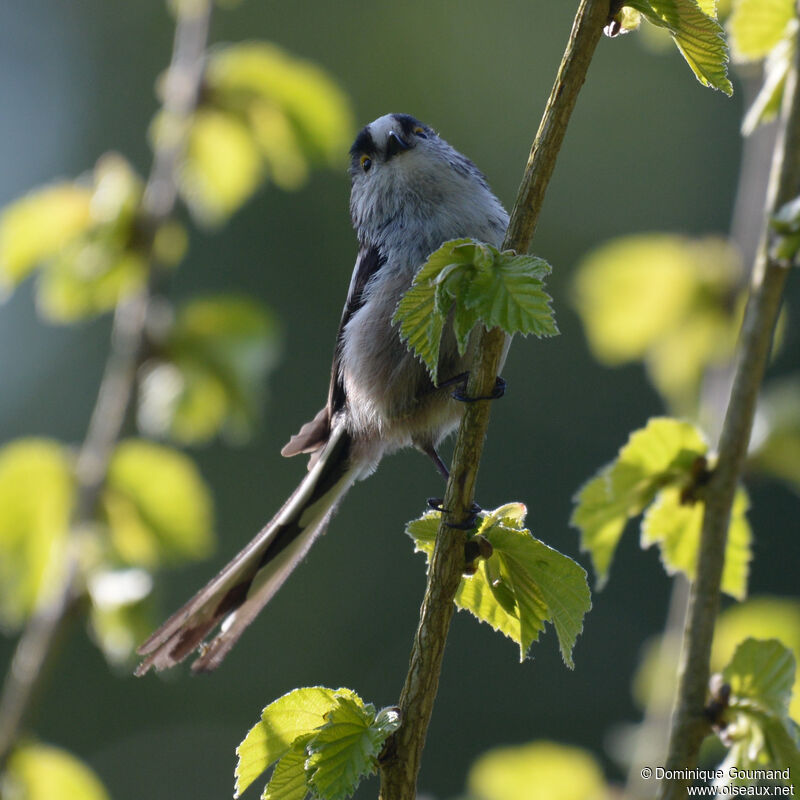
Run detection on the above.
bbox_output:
[451,376,506,403]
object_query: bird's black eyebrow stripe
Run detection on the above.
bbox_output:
[350,127,377,157]
[392,114,423,137]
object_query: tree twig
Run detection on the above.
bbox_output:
[659,12,800,796]
[0,1,212,767]
[378,2,611,797]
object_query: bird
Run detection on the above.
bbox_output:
[135,113,509,674]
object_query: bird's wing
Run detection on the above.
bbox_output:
[281,244,386,458]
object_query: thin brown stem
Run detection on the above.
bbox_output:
[659,12,800,797]
[0,1,212,767]
[378,2,612,797]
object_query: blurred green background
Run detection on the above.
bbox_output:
[0,1,798,798]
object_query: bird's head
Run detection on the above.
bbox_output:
[348,113,504,252]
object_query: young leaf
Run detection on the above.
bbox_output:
[394,239,557,383]
[641,485,751,599]
[624,0,733,94]
[717,639,800,786]
[570,470,629,587]
[2,742,111,800]
[393,238,475,382]
[713,599,800,722]
[235,686,355,798]
[262,742,309,800]
[306,696,401,800]
[137,295,281,444]
[0,154,150,322]
[205,42,354,170]
[103,439,214,568]
[36,247,147,323]
[463,250,557,337]
[727,0,795,62]
[741,35,794,135]
[0,439,74,629]
[169,42,354,224]
[571,234,743,412]
[408,504,591,666]
[723,638,796,719]
[86,568,155,666]
[488,524,591,668]
[749,377,800,494]
[467,741,609,800]
[572,418,709,585]
[170,108,264,226]
[0,184,92,287]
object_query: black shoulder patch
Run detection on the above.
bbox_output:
[345,244,386,318]
[328,244,386,415]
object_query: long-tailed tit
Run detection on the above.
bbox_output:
[136,113,509,674]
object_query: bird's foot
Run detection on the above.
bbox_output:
[441,373,506,403]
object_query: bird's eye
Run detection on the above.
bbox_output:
[360,155,372,172]
[413,126,427,138]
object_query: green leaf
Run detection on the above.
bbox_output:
[86,568,155,666]
[718,639,800,785]
[572,418,708,586]
[607,7,644,34]
[625,0,733,94]
[467,741,610,800]
[0,184,92,287]
[138,295,281,444]
[171,108,264,226]
[0,439,74,629]
[36,155,147,322]
[489,524,591,668]
[570,470,629,587]
[770,194,800,262]
[169,42,354,222]
[714,598,800,721]
[36,246,147,323]
[728,0,795,61]
[0,154,149,322]
[2,742,111,800]
[641,485,751,599]
[235,687,354,798]
[102,439,214,568]
[772,196,800,235]
[393,238,474,383]
[697,0,720,16]
[306,696,400,800]
[723,638,796,719]
[608,417,707,500]
[262,743,309,800]
[742,34,794,134]
[716,709,799,790]
[571,234,743,412]
[463,250,557,337]
[394,239,557,383]
[205,42,354,171]
[408,504,591,666]
[749,377,800,494]
[633,598,800,726]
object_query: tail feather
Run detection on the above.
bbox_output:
[135,426,359,675]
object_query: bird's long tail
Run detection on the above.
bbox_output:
[135,425,360,674]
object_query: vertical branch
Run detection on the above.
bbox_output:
[659,10,800,796]
[0,1,213,767]
[378,2,611,798]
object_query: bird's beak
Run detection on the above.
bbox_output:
[385,130,411,159]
